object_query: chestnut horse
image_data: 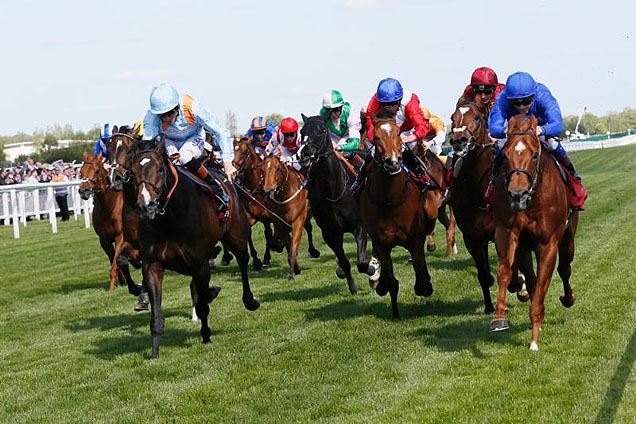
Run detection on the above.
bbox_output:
[78,152,142,296]
[233,140,320,267]
[260,153,310,280]
[358,118,442,318]
[490,115,578,351]
[130,138,260,358]
[449,101,529,313]
[298,114,375,294]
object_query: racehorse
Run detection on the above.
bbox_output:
[130,137,260,358]
[490,115,577,351]
[78,151,142,296]
[358,117,441,318]
[298,114,376,294]
[260,152,310,280]
[449,101,529,314]
[233,139,320,267]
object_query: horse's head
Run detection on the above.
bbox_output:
[79,152,107,199]
[108,125,140,191]
[449,102,488,157]
[372,115,402,175]
[232,137,251,169]
[502,115,542,212]
[298,113,332,169]
[130,137,168,220]
[261,152,286,199]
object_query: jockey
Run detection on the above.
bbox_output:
[142,83,235,214]
[485,72,586,208]
[457,67,506,117]
[245,116,278,156]
[132,119,144,139]
[93,123,113,159]
[319,90,362,156]
[266,117,302,171]
[421,107,447,156]
[351,78,430,192]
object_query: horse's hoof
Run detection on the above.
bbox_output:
[221,254,233,266]
[336,266,346,279]
[376,284,388,297]
[211,245,222,258]
[348,280,358,295]
[133,300,149,312]
[560,295,575,308]
[263,258,271,268]
[208,286,221,303]
[427,243,437,252]
[366,265,376,277]
[414,282,433,297]
[209,258,216,270]
[484,305,495,315]
[490,318,509,332]
[517,289,530,303]
[244,298,260,311]
[369,278,379,290]
[530,341,539,351]
[252,259,263,271]
[288,275,295,281]
[309,248,321,258]
[294,266,301,275]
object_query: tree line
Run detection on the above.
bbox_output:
[562,107,636,136]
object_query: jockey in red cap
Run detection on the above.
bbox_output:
[457,67,506,117]
[266,117,303,171]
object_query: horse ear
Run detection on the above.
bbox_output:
[112,125,118,135]
[507,116,516,136]
[530,115,538,131]
[83,151,89,161]
[301,113,308,123]
[156,135,166,154]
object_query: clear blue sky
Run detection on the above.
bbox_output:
[0,0,633,135]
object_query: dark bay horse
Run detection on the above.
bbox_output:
[358,118,441,318]
[260,153,309,280]
[78,152,142,296]
[491,115,577,350]
[130,138,260,358]
[298,114,375,294]
[449,102,529,313]
[233,140,320,267]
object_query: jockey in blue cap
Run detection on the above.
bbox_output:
[489,72,580,180]
[142,83,234,215]
[94,123,113,159]
[244,116,278,156]
[485,72,586,208]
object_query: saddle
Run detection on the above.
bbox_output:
[549,156,588,211]
[176,166,231,222]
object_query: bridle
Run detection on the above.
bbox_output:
[299,121,349,203]
[450,107,492,157]
[109,133,138,184]
[262,157,304,205]
[135,150,179,215]
[79,160,107,197]
[503,131,542,200]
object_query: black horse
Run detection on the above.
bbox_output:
[298,114,375,294]
[129,138,260,358]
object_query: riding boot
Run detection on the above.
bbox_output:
[194,165,230,219]
[556,152,582,181]
[350,152,372,194]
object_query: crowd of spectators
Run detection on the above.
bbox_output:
[0,157,82,186]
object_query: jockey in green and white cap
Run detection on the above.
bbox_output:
[319,90,362,153]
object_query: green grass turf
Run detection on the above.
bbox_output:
[1,144,635,423]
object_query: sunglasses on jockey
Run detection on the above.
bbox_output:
[282,132,296,138]
[473,85,495,95]
[511,96,535,107]
[328,106,343,114]
[160,105,179,119]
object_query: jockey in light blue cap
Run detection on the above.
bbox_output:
[142,83,235,215]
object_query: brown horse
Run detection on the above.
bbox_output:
[358,118,442,318]
[130,138,260,358]
[449,101,529,313]
[490,115,577,351]
[233,140,320,266]
[260,152,309,280]
[79,152,142,296]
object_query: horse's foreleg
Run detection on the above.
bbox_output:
[354,227,371,275]
[464,235,495,314]
[324,230,356,294]
[100,238,117,293]
[223,226,260,311]
[143,261,165,359]
[446,209,457,257]
[529,242,559,351]
[410,241,433,297]
[287,218,305,280]
[191,265,213,344]
[110,234,128,288]
[374,242,400,319]
[426,230,437,253]
[221,242,234,266]
[491,228,518,330]
[263,222,274,266]
[304,215,321,258]
[247,226,263,271]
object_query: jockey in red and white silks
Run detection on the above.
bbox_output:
[266,117,302,171]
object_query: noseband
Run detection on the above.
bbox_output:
[135,150,179,215]
[80,160,107,195]
[109,133,138,183]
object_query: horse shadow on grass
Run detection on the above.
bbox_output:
[260,283,342,303]
[57,280,111,294]
[304,295,484,322]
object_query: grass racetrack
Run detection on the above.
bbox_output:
[1,144,636,423]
